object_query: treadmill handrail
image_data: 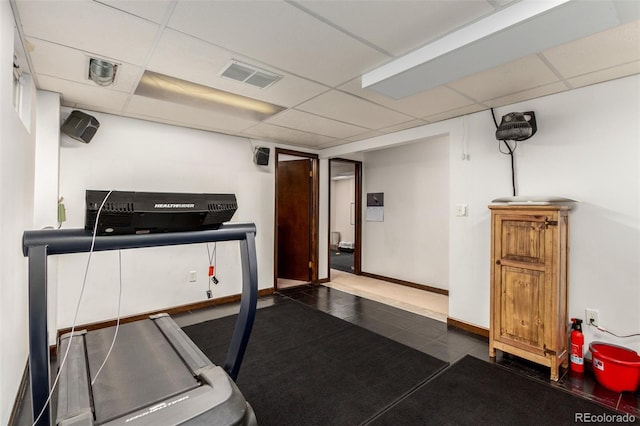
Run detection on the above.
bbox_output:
[22,222,256,256]
[23,222,258,426]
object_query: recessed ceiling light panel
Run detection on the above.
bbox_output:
[219,60,282,89]
[362,0,624,99]
[135,70,286,121]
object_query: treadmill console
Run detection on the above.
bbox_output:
[85,190,238,235]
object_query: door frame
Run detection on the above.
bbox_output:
[328,158,362,278]
[274,148,319,289]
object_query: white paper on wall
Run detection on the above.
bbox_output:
[366,206,383,222]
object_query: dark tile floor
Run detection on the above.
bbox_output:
[268,284,640,418]
[14,284,639,425]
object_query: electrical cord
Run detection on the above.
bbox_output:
[246,137,257,159]
[588,319,640,338]
[31,190,113,426]
[504,141,516,197]
[90,249,123,385]
[206,243,218,296]
[490,108,517,196]
[207,242,216,267]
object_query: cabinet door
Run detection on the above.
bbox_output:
[493,213,554,354]
[500,216,548,263]
[499,265,545,349]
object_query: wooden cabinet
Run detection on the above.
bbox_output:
[488,205,570,381]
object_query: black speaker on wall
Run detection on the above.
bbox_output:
[254,147,270,166]
[61,110,100,143]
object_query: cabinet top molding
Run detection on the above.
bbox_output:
[489,204,572,211]
[491,195,578,204]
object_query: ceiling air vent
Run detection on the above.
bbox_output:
[219,60,282,89]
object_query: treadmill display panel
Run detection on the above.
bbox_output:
[85,190,237,235]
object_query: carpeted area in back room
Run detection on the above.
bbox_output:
[330,249,354,273]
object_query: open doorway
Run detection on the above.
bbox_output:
[275,149,319,290]
[329,159,362,277]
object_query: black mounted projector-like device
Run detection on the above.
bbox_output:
[495,111,537,141]
[85,190,238,235]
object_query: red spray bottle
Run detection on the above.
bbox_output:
[570,318,584,373]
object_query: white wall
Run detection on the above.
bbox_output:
[34,91,61,347]
[361,136,450,289]
[324,74,640,353]
[56,110,276,328]
[318,158,329,279]
[33,91,60,229]
[449,76,640,355]
[330,178,355,244]
[0,2,37,422]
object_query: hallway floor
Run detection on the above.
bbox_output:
[326,269,448,322]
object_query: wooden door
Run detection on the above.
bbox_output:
[492,213,553,356]
[277,159,311,281]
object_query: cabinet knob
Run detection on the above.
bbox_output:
[496,260,501,265]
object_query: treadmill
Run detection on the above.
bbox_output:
[56,314,256,425]
[23,191,259,425]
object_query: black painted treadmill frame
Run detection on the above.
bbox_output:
[22,223,259,426]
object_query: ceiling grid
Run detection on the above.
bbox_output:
[10,0,640,149]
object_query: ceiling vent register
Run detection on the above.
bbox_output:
[219,60,282,89]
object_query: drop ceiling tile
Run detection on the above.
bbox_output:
[126,95,259,133]
[14,0,637,150]
[27,37,143,93]
[317,139,351,149]
[37,75,131,112]
[292,0,494,56]
[345,130,384,142]
[16,0,158,65]
[296,90,413,129]
[484,81,569,108]
[146,29,328,108]
[423,104,487,123]
[95,0,174,23]
[264,109,368,139]
[447,55,560,102]
[236,132,283,147]
[168,1,387,86]
[123,112,241,137]
[242,123,338,148]
[542,20,640,78]
[379,119,429,134]
[340,78,476,117]
[567,61,640,89]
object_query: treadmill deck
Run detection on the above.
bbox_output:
[86,319,199,423]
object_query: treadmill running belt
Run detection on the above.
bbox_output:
[86,319,199,423]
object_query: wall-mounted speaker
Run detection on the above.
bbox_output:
[254,147,270,166]
[61,110,100,143]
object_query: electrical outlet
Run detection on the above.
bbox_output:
[585,308,599,326]
[188,270,197,282]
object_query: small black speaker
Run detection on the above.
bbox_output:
[61,110,100,143]
[254,147,270,166]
